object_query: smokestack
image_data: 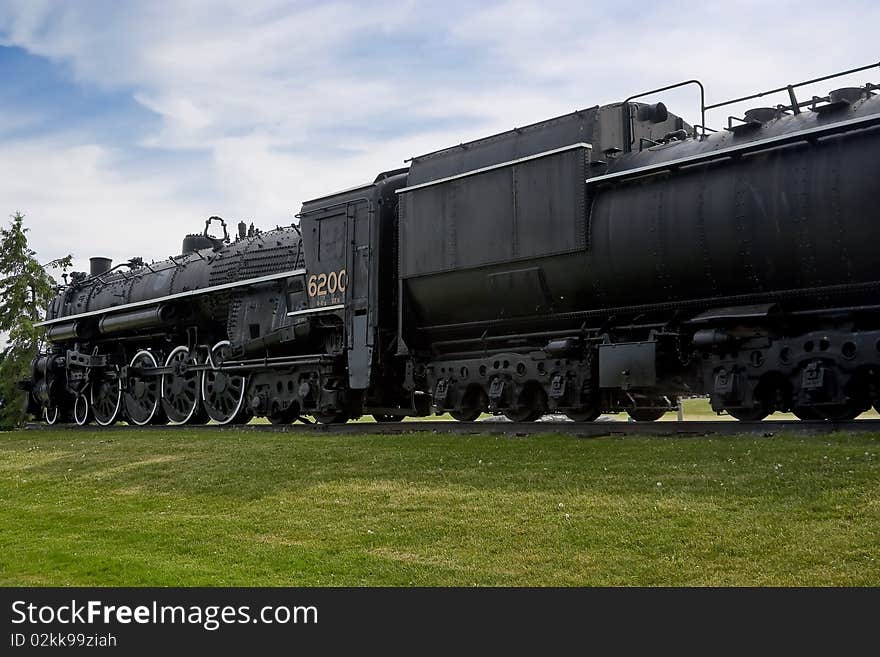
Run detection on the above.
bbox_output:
[90,257,112,277]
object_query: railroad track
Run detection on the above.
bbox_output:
[23,419,880,437]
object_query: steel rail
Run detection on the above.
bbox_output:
[23,419,880,437]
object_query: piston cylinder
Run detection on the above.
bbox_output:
[46,321,84,343]
[97,305,175,335]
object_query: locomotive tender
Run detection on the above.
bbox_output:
[26,64,880,425]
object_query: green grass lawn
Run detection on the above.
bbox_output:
[1,427,878,586]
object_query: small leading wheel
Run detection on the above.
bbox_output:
[91,374,122,426]
[202,341,250,425]
[373,414,405,423]
[162,346,209,425]
[44,405,60,425]
[125,351,165,426]
[627,408,667,422]
[73,393,92,426]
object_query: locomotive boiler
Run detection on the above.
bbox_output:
[26,63,880,425]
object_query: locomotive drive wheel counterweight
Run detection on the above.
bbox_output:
[124,351,166,426]
[202,341,251,425]
[161,346,209,425]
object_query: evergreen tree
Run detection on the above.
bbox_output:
[0,212,71,426]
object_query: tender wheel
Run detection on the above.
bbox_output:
[125,351,164,426]
[450,408,481,422]
[73,394,92,426]
[793,404,865,421]
[566,408,602,422]
[822,403,867,422]
[91,375,122,426]
[727,407,769,422]
[373,414,405,423]
[44,405,60,425]
[503,407,544,422]
[792,407,823,421]
[504,385,547,422]
[451,387,487,422]
[627,408,667,422]
[202,341,249,425]
[162,346,209,425]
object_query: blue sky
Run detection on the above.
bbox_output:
[1,0,878,271]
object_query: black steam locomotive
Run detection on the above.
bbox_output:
[26,63,880,425]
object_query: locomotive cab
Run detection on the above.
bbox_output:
[295,169,414,417]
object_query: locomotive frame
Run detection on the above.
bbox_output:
[24,62,880,426]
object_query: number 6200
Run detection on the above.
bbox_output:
[307,269,347,297]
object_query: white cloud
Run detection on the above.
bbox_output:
[1,0,878,271]
[0,136,209,269]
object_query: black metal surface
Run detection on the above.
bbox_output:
[89,257,112,277]
[97,304,173,335]
[44,225,305,330]
[588,97,880,308]
[398,82,880,334]
[398,101,689,328]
